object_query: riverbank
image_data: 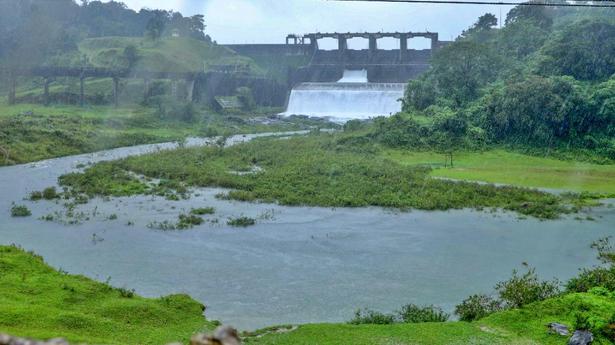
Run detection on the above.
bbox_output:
[2,245,614,345]
[0,246,215,345]
[0,103,337,166]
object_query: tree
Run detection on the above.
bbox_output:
[123,45,139,69]
[538,20,615,81]
[145,13,166,41]
[430,40,502,106]
[505,0,559,28]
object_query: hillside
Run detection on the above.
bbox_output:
[78,37,262,74]
[0,245,215,345]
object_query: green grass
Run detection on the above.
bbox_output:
[78,37,261,73]
[384,149,615,195]
[247,293,615,345]
[0,245,214,344]
[58,133,585,219]
[0,103,336,166]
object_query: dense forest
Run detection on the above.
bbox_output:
[369,5,615,163]
[0,0,210,68]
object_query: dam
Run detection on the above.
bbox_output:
[285,70,406,122]
[227,31,450,120]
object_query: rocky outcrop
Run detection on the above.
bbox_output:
[569,330,593,345]
[547,322,570,336]
[0,334,69,345]
[0,326,241,345]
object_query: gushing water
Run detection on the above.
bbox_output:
[284,69,406,122]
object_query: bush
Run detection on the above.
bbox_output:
[42,187,59,200]
[455,294,501,321]
[227,216,256,227]
[177,214,204,229]
[567,237,615,293]
[495,266,560,308]
[397,304,449,323]
[348,309,395,325]
[11,204,31,217]
[190,207,215,215]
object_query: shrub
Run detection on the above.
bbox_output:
[190,207,215,215]
[348,309,395,325]
[11,205,32,217]
[455,294,501,321]
[177,214,204,229]
[397,304,449,323]
[227,216,256,227]
[29,191,43,201]
[495,266,560,308]
[567,238,615,293]
[42,187,59,200]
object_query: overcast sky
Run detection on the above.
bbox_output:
[116,0,514,48]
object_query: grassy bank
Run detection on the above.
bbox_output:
[0,103,335,166]
[3,246,614,345]
[384,149,615,195]
[247,293,615,345]
[57,133,590,219]
[0,246,214,344]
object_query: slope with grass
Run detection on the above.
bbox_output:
[0,245,214,345]
[0,103,335,166]
[78,37,261,73]
[246,293,615,345]
[383,149,615,195]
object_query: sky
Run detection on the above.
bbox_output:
[116,0,514,48]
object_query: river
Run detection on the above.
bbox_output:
[1,132,614,330]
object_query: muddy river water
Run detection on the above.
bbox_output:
[1,132,614,330]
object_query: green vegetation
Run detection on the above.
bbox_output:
[384,11,615,165]
[78,37,259,73]
[384,149,615,194]
[58,133,590,219]
[10,204,31,217]
[227,216,257,227]
[191,207,216,215]
[0,103,335,166]
[2,240,615,345]
[0,245,214,344]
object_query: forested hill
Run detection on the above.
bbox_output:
[0,0,216,69]
[373,4,615,163]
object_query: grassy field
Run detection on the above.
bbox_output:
[384,149,615,195]
[0,246,214,345]
[78,36,261,73]
[0,103,335,166]
[247,293,615,345]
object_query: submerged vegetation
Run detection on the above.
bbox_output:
[56,133,594,219]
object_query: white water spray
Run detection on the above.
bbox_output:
[284,70,406,122]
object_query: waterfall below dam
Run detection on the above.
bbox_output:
[283,70,406,122]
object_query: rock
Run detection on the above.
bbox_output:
[548,322,570,336]
[569,330,594,345]
[189,326,241,345]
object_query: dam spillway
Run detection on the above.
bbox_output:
[284,70,406,122]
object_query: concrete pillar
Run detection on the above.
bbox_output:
[112,77,119,108]
[368,35,378,60]
[186,79,195,102]
[431,33,439,51]
[79,75,85,107]
[338,35,347,52]
[8,76,16,105]
[43,78,51,106]
[400,34,408,62]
